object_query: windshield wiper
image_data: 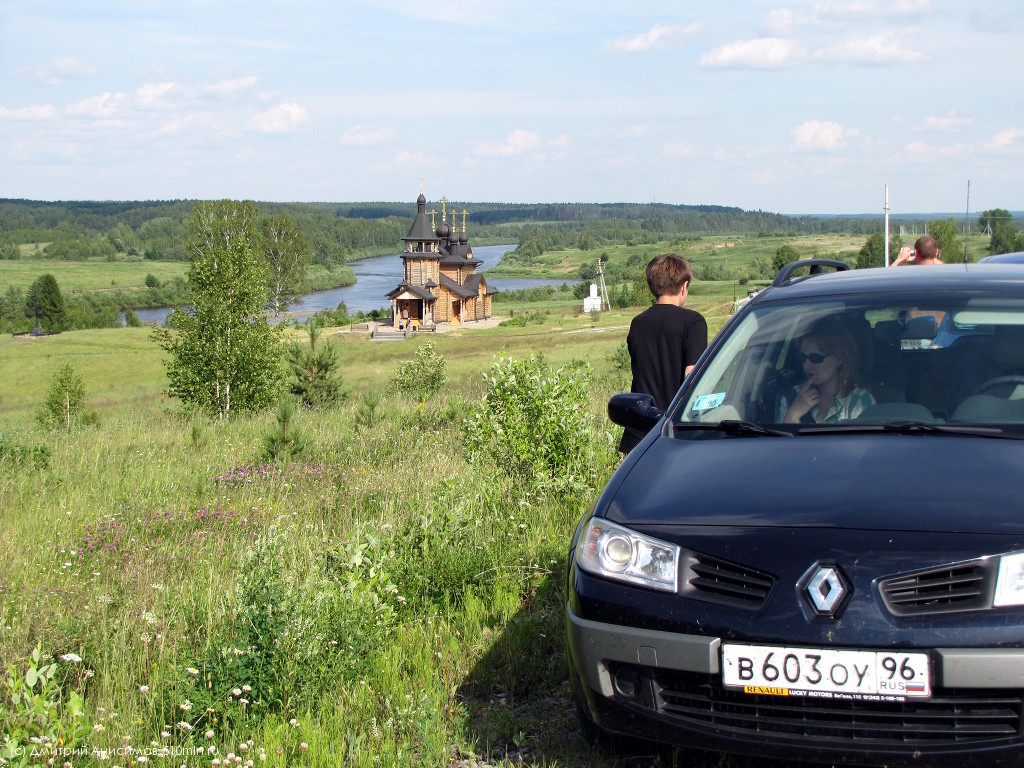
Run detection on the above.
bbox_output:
[676,419,792,437]
[798,421,1018,438]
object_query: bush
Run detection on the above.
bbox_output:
[36,363,96,431]
[466,354,599,497]
[261,395,307,461]
[391,341,447,403]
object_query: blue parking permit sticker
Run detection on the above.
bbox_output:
[692,393,725,411]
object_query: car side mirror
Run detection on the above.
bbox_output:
[608,393,664,432]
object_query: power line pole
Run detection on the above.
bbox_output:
[597,259,610,311]
[884,184,891,267]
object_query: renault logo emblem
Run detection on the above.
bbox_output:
[800,563,850,617]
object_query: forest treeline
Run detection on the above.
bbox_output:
[2,197,982,266]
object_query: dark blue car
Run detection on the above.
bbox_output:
[568,261,1024,766]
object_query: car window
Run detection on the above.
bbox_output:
[675,296,1024,431]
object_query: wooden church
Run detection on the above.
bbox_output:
[385,190,495,330]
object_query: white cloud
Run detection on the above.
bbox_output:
[663,141,697,157]
[922,111,971,132]
[605,23,701,53]
[26,57,99,86]
[134,82,178,107]
[249,103,308,134]
[904,140,964,160]
[199,77,260,97]
[792,120,858,150]
[65,92,127,118]
[0,105,57,121]
[812,0,933,22]
[763,8,815,34]
[700,38,803,69]
[764,2,933,33]
[550,134,571,147]
[475,129,542,157]
[372,149,431,174]
[987,129,1024,152]
[340,125,396,146]
[818,33,929,64]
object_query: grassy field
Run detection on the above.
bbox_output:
[3,234,990,767]
[0,296,674,767]
[0,257,189,293]
[0,270,806,767]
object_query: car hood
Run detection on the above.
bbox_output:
[603,433,1024,535]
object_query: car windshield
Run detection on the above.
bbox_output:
[674,294,1024,433]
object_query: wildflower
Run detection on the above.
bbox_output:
[139,685,149,694]
[60,653,82,663]
[180,700,193,711]
[94,723,106,733]
[177,722,193,732]
[232,688,241,697]
[186,667,199,675]
[289,718,298,727]
[300,743,308,751]
[205,730,215,739]
[242,684,251,692]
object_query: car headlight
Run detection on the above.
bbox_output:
[994,552,1024,607]
[576,518,679,592]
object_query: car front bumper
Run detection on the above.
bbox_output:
[567,604,1024,766]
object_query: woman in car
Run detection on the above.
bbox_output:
[779,317,875,424]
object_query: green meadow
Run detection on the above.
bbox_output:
[0,257,188,294]
[1,286,704,767]
[0,234,992,767]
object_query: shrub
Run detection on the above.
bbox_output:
[176,526,402,729]
[36,363,96,431]
[0,434,50,469]
[286,319,346,409]
[466,354,598,497]
[391,340,447,403]
[611,342,630,371]
[261,395,307,461]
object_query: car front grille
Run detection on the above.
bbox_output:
[682,552,776,609]
[878,559,995,617]
[650,669,1023,747]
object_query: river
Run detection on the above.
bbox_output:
[133,244,577,325]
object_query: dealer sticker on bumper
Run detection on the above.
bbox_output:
[722,644,931,700]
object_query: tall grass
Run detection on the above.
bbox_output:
[0,310,641,767]
[1,288,756,767]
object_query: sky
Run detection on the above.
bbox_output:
[1,1,1022,215]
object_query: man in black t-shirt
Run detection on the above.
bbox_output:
[619,253,708,454]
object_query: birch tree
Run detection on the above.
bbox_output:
[155,200,282,418]
[263,213,310,313]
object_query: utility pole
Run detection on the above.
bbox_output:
[597,259,610,311]
[964,180,971,264]
[884,184,890,267]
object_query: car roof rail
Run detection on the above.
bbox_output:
[771,259,851,287]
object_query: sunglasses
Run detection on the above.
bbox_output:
[796,351,831,364]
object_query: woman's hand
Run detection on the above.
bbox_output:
[784,382,820,423]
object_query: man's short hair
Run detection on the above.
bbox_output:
[914,235,939,262]
[646,253,693,298]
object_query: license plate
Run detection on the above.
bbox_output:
[722,644,931,700]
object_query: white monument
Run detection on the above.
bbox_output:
[583,284,603,313]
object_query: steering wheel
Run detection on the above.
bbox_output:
[972,375,1024,398]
